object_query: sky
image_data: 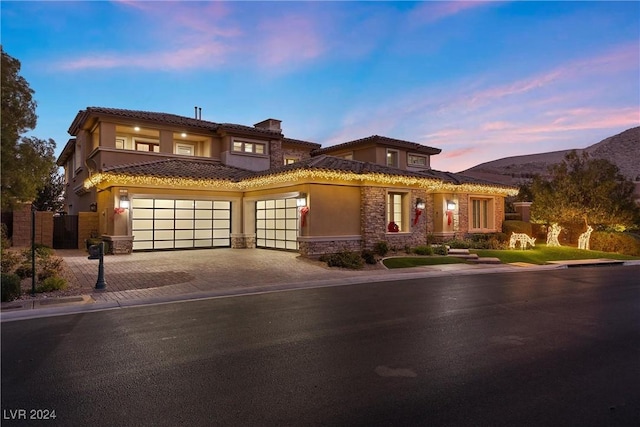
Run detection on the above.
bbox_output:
[1,1,638,172]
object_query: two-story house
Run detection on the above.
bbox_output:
[57,107,517,256]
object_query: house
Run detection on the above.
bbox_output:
[56,107,517,256]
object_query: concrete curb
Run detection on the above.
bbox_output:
[2,259,638,322]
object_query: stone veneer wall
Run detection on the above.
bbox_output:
[455,195,469,239]
[269,139,283,170]
[494,196,505,233]
[231,233,256,249]
[298,238,362,257]
[282,147,313,163]
[360,187,429,250]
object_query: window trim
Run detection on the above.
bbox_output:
[469,196,495,231]
[386,149,399,168]
[231,138,268,156]
[407,153,428,168]
[175,142,195,156]
[134,137,160,153]
[386,190,409,233]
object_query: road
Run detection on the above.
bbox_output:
[2,266,639,426]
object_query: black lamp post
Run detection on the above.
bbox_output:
[88,241,107,290]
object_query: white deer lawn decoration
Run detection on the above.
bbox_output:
[546,223,562,247]
[578,225,593,250]
[509,233,536,250]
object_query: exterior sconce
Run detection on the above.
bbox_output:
[413,198,425,225]
[296,193,307,208]
[120,195,130,209]
[89,203,97,212]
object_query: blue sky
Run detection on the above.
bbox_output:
[2,1,638,172]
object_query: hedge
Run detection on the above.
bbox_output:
[590,232,640,256]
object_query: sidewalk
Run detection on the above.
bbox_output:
[2,248,637,321]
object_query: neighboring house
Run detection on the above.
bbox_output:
[57,107,517,256]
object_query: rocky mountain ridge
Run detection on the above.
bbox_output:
[462,126,640,185]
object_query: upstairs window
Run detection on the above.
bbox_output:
[408,154,428,167]
[135,139,159,152]
[284,158,297,165]
[175,143,194,156]
[232,139,267,155]
[386,149,399,167]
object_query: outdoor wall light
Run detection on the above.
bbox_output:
[415,198,426,210]
[134,126,140,132]
[296,193,307,208]
[447,200,456,210]
[120,195,130,209]
[181,132,187,138]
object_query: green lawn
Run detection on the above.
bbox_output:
[383,245,639,269]
[383,256,467,269]
[472,245,639,265]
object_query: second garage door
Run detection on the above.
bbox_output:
[256,199,299,250]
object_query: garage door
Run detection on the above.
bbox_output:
[132,198,231,251]
[256,199,299,250]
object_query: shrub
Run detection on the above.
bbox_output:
[1,250,21,274]
[36,276,67,293]
[1,273,21,302]
[321,250,364,269]
[15,263,33,279]
[466,233,508,249]
[38,256,63,278]
[433,245,448,255]
[503,220,533,236]
[1,223,11,250]
[361,249,377,265]
[373,241,389,257]
[413,245,433,256]
[590,232,640,256]
[447,239,472,249]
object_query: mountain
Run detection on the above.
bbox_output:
[462,127,640,185]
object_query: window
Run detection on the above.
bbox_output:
[74,141,82,173]
[408,154,428,167]
[232,139,267,155]
[135,139,159,152]
[387,192,406,231]
[115,136,134,150]
[341,153,353,160]
[471,198,494,230]
[284,158,297,165]
[175,143,194,156]
[386,149,399,167]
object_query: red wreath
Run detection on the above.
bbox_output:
[300,206,309,227]
[413,208,423,225]
[114,207,125,215]
[387,221,399,233]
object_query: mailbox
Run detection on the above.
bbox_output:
[88,244,101,260]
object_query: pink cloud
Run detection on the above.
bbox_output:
[409,1,493,25]
[256,14,326,67]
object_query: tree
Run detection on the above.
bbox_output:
[527,151,639,234]
[1,47,57,210]
[33,166,65,212]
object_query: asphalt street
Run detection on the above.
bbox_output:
[2,266,639,426]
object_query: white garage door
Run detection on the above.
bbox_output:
[132,198,231,251]
[256,199,299,250]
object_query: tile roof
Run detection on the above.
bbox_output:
[311,135,442,156]
[249,155,443,181]
[282,137,322,149]
[103,158,250,181]
[68,107,283,137]
[99,155,515,190]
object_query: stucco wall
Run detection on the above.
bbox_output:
[307,184,361,236]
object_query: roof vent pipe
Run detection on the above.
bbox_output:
[199,107,202,120]
[194,106,198,119]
